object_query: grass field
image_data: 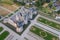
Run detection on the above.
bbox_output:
[30,26,59,40]
[0,26,9,40]
[0,27,3,32]
[37,17,60,30]
[0,31,9,40]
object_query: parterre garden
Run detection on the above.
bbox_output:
[30,26,59,40]
[0,26,9,40]
[37,17,60,30]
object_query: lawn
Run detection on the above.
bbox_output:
[0,27,3,32]
[37,17,60,30]
[30,26,59,40]
[0,31,9,40]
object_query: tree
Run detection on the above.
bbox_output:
[0,0,2,4]
[46,0,50,3]
[48,1,53,8]
[35,0,46,7]
[57,10,60,14]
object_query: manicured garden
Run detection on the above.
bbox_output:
[0,27,3,32]
[37,17,60,30]
[0,31,9,40]
[30,26,59,40]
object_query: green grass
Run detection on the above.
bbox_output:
[37,17,60,30]
[30,26,59,40]
[0,31,9,40]
[0,27,3,32]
